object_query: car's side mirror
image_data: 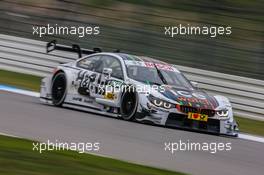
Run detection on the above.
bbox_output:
[103,68,112,78]
[191,81,199,88]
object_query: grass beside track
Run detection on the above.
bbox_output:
[0,69,264,137]
[0,135,185,175]
[235,117,264,136]
[0,70,41,91]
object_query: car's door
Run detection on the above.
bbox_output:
[74,55,103,98]
[95,55,125,107]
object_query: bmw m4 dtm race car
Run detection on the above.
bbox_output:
[40,40,239,136]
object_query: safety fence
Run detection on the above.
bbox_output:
[0,34,263,120]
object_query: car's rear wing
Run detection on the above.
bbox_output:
[46,40,102,58]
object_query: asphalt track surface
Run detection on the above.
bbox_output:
[0,91,264,175]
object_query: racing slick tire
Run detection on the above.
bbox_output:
[120,86,138,121]
[51,72,67,106]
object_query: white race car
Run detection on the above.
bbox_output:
[40,41,239,136]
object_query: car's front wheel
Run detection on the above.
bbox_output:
[120,89,138,121]
[51,72,67,106]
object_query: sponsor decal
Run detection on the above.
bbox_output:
[84,99,93,104]
[161,88,218,109]
[124,60,179,72]
[188,112,208,122]
[76,70,107,96]
[72,97,82,102]
[104,92,116,100]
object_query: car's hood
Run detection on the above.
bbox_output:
[159,86,219,110]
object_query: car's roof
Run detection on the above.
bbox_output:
[116,53,168,65]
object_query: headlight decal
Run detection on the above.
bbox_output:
[148,95,173,109]
[153,99,163,107]
[164,102,172,109]
[216,110,229,117]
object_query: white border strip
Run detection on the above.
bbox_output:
[0,132,22,138]
[239,134,264,143]
[0,85,40,97]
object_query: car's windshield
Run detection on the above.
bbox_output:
[125,60,193,89]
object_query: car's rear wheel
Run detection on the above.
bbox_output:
[51,72,67,106]
[120,89,138,121]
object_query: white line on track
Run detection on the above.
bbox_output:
[1,85,264,144]
[0,131,22,138]
[239,134,264,143]
[5,12,31,19]
[0,85,40,97]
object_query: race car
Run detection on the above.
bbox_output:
[40,40,239,136]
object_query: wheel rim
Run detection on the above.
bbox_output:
[52,74,66,104]
[122,92,137,119]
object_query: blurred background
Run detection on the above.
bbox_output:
[0,0,263,79]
